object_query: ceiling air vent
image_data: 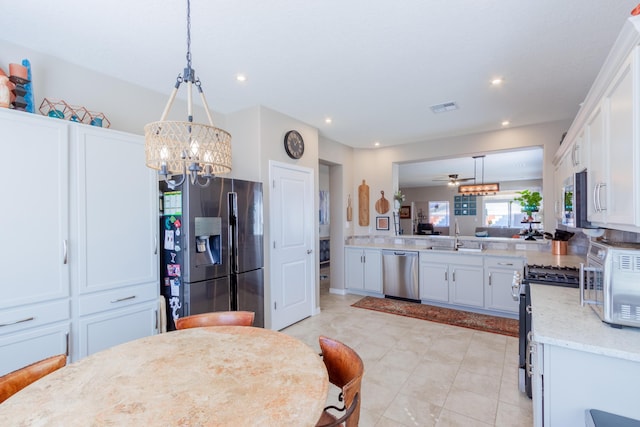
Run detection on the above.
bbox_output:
[430,101,459,114]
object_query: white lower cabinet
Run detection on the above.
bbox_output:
[419,253,484,308]
[0,323,70,376]
[419,261,449,302]
[484,256,524,314]
[532,342,640,426]
[77,300,158,358]
[0,300,70,376]
[345,248,382,293]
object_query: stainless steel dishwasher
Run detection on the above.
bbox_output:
[382,250,419,300]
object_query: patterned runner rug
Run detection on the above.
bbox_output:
[351,296,519,337]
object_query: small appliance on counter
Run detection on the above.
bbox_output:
[581,240,640,329]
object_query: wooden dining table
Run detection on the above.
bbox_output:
[0,326,329,426]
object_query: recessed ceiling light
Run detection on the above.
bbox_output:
[325,117,332,124]
[374,141,381,147]
[235,74,247,82]
[491,78,503,86]
[501,120,510,126]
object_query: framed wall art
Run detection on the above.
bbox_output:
[399,205,411,219]
[376,216,389,230]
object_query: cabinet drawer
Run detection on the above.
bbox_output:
[77,301,158,359]
[0,299,70,336]
[0,323,70,376]
[78,282,158,316]
[485,256,525,270]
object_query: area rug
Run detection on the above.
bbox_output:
[351,296,519,337]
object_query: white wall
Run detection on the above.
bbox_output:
[350,120,571,235]
[0,40,222,135]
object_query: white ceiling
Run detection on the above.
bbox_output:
[1,1,637,187]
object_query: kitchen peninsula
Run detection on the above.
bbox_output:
[345,234,584,318]
[530,285,640,426]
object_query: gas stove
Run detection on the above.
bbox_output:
[524,264,581,288]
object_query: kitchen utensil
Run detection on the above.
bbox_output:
[358,180,369,226]
[375,190,390,214]
[553,229,575,241]
[346,194,353,221]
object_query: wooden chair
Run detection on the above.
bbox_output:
[0,354,67,403]
[174,311,255,329]
[316,336,364,427]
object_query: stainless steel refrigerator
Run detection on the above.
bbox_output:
[160,178,264,329]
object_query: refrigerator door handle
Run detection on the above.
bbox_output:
[229,192,239,273]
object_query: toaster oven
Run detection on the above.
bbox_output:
[581,240,640,328]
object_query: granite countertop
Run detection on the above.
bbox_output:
[0,327,329,426]
[346,240,585,267]
[531,285,640,362]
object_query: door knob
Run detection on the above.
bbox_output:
[307,249,313,254]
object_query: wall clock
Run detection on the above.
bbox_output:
[284,130,304,159]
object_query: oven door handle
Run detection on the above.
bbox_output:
[526,331,534,377]
[511,271,521,301]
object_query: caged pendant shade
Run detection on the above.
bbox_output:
[144,0,231,189]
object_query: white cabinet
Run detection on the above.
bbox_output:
[419,257,449,302]
[2,110,70,308]
[345,247,382,293]
[77,299,158,358]
[0,110,71,375]
[587,51,640,228]
[0,109,158,372]
[602,51,638,226]
[532,343,640,426]
[419,252,484,308]
[0,300,70,375]
[586,103,606,223]
[567,130,588,173]
[484,256,524,314]
[70,126,159,360]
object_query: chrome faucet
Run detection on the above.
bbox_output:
[454,220,461,249]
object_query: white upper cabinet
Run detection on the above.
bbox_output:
[556,16,640,232]
[72,126,158,295]
[1,110,70,308]
[604,51,638,226]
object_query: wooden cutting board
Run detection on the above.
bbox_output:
[375,191,390,214]
[358,180,369,226]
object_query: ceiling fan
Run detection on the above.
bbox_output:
[433,174,475,186]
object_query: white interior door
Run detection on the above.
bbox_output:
[270,162,314,330]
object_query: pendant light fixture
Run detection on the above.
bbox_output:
[458,155,500,195]
[144,0,232,189]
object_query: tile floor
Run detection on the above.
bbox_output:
[281,268,533,426]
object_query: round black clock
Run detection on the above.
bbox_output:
[284,130,304,159]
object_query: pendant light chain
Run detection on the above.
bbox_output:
[186,0,192,70]
[144,0,232,189]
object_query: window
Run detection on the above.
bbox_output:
[483,190,540,227]
[429,201,449,227]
